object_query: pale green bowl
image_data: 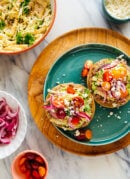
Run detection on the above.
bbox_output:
[102,0,130,23]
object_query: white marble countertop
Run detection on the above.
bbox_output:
[0,0,130,179]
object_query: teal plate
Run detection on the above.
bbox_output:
[43,44,130,146]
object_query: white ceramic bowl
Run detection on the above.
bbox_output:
[0,91,27,159]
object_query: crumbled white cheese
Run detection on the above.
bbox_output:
[64,99,70,106]
[117,116,121,119]
[92,76,97,81]
[117,81,121,86]
[82,93,88,98]
[124,121,128,124]
[111,87,115,91]
[70,110,75,115]
[75,130,80,136]
[109,112,114,116]
[114,91,121,97]
[56,81,60,84]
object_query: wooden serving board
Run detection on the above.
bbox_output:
[28,28,130,156]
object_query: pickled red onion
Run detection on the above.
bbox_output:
[0,98,19,144]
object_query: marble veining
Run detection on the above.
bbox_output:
[0,0,130,179]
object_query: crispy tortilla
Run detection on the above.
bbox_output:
[87,59,130,108]
[44,83,95,131]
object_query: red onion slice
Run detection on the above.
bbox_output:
[77,112,91,121]
[44,105,55,111]
[120,82,126,92]
[0,118,6,127]
[97,60,119,71]
[103,62,118,70]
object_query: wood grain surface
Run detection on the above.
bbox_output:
[28,28,130,156]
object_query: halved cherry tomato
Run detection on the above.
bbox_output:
[52,97,64,108]
[101,81,111,91]
[103,70,113,82]
[111,67,127,79]
[120,89,128,98]
[67,85,75,94]
[81,68,88,77]
[71,116,80,125]
[85,129,92,140]
[73,96,84,108]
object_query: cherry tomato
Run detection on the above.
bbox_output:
[111,67,127,79]
[120,89,128,98]
[81,68,88,77]
[85,129,92,140]
[56,108,66,119]
[32,170,41,178]
[101,81,111,91]
[73,96,84,108]
[67,85,75,94]
[103,70,113,82]
[20,165,27,173]
[52,97,64,108]
[71,116,80,125]
[74,129,92,140]
[84,60,93,69]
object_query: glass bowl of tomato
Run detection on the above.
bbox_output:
[11,150,48,179]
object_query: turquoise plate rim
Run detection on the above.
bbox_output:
[43,43,130,146]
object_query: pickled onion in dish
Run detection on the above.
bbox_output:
[0,98,19,144]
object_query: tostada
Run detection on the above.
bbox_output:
[87,56,130,108]
[44,83,95,130]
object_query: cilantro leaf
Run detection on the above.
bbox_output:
[0,20,5,30]
[16,32,35,45]
[16,32,24,44]
[20,0,30,15]
[24,33,35,45]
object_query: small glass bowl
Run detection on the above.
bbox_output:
[11,150,48,179]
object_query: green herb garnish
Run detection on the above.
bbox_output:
[24,33,35,45]
[34,20,44,29]
[16,32,24,44]
[23,7,30,15]
[0,20,5,30]
[20,0,30,15]
[20,0,30,7]
[16,32,35,45]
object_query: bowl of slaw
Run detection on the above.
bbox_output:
[0,0,56,54]
[102,0,130,23]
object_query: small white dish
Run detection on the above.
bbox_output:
[0,91,27,159]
